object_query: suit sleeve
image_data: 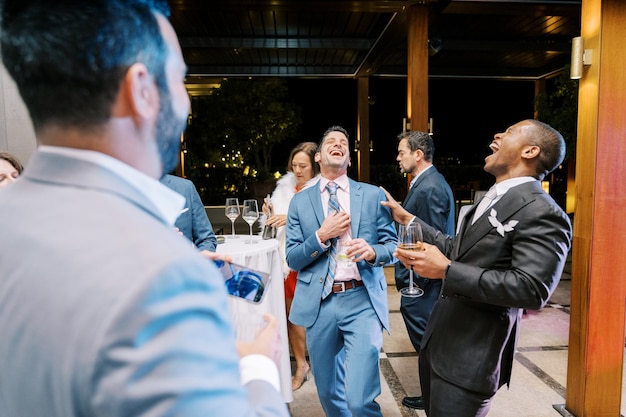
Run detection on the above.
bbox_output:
[91,257,289,417]
[285,192,327,272]
[188,183,217,252]
[369,187,398,266]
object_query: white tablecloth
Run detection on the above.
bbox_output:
[216,234,292,402]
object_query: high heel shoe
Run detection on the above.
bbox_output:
[291,363,310,391]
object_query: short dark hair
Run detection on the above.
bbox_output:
[319,125,350,151]
[397,130,434,162]
[287,142,320,176]
[0,0,171,131]
[0,152,23,174]
[525,119,566,179]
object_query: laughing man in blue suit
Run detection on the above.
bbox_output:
[286,126,397,416]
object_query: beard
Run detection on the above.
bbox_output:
[155,86,188,177]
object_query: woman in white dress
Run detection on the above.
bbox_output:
[261,142,319,390]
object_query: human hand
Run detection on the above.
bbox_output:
[342,238,376,263]
[200,250,232,263]
[379,187,414,225]
[236,314,282,366]
[394,242,449,279]
[318,211,351,242]
[266,214,287,228]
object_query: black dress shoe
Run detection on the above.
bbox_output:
[402,396,425,410]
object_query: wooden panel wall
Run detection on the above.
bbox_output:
[566,0,626,415]
[406,4,428,132]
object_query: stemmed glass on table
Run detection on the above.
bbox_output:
[242,199,259,244]
[225,198,240,238]
[398,222,424,297]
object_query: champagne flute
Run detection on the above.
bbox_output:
[225,198,240,238]
[398,222,424,297]
[242,199,259,244]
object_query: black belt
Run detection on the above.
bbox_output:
[331,280,364,293]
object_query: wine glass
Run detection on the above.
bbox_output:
[242,199,259,244]
[225,198,240,238]
[398,222,424,298]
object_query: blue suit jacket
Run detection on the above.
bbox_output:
[0,151,288,417]
[285,178,397,332]
[160,174,217,252]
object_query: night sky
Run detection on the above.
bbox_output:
[279,77,536,169]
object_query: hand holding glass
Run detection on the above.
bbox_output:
[242,199,259,244]
[225,198,240,238]
[398,222,424,297]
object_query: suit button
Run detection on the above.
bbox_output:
[319,277,324,283]
[311,251,319,257]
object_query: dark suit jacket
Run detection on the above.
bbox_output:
[160,174,217,252]
[394,166,455,288]
[415,181,572,395]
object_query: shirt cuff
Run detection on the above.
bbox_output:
[239,354,281,392]
[316,231,330,249]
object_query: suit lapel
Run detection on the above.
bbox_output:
[307,180,325,227]
[455,183,538,258]
[349,179,363,236]
[403,169,431,206]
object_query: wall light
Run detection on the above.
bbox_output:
[570,36,593,79]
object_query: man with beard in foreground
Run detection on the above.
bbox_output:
[382,119,572,417]
[0,1,288,416]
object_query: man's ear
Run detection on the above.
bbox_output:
[314,152,321,163]
[113,63,159,121]
[521,145,540,160]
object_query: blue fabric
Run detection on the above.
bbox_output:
[322,182,340,299]
[160,174,217,252]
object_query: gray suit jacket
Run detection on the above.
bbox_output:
[0,151,288,417]
[160,174,217,252]
[285,179,397,332]
[415,181,572,395]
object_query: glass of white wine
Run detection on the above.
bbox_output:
[398,222,424,297]
[225,198,240,238]
[242,199,259,244]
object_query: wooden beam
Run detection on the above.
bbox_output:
[407,3,429,131]
[357,77,370,182]
[564,0,626,415]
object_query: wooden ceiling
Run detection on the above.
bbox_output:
[169,0,581,82]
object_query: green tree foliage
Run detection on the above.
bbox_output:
[535,66,579,160]
[187,78,301,179]
[184,78,301,203]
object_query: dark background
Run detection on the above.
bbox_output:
[279,77,536,168]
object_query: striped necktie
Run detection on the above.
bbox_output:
[321,182,340,299]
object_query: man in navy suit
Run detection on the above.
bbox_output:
[160,174,217,253]
[286,126,397,416]
[384,119,572,417]
[393,131,455,410]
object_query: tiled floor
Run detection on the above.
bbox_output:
[286,256,626,416]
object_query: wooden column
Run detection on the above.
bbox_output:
[406,3,429,132]
[565,0,626,415]
[356,77,370,182]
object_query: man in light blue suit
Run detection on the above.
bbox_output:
[0,1,288,417]
[286,126,398,416]
[160,174,218,253]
